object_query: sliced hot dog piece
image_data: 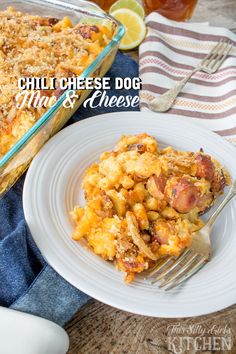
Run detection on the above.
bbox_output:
[151,220,173,245]
[54,87,66,99]
[47,18,60,26]
[172,179,200,213]
[127,143,145,153]
[165,177,200,214]
[211,169,226,193]
[146,174,166,199]
[197,193,214,214]
[75,25,99,39]
[195,154,215,180]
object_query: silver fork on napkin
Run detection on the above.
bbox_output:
[149,39,233,112]
[147,179,236,291]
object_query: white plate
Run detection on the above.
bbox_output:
[23,112,236,318]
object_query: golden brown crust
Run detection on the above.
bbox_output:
[0,7,111,157]
[71,134,230,282]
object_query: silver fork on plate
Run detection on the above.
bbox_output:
[149,39,233,113]
[147,179,236,291]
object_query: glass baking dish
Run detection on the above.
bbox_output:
[0,0,125,197]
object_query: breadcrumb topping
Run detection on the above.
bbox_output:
[0,7,112,157]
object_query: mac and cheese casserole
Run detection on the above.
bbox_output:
[71,134,230,282]
[0,7,112,158]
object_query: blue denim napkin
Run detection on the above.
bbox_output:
[0,52,139,326]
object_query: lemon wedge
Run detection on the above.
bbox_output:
[111,8,146,50]
[109,0,145,19]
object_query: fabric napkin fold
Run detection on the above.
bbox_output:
[0,51,139,326]
[139,12,236,144]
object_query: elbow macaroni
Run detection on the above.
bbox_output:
[71,134,230,282]
[0,7,112,159]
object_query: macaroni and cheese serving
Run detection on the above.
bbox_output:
[0,7,112,158]
[71,134,230,283]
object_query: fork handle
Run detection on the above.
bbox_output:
[149,68,199,112]
[206,180,236,229]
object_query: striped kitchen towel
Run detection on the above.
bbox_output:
[139,12,236,144]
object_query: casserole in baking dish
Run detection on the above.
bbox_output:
[0,0,124,197]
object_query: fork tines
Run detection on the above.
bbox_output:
[147,251,206,291]
[201,39,233,73]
